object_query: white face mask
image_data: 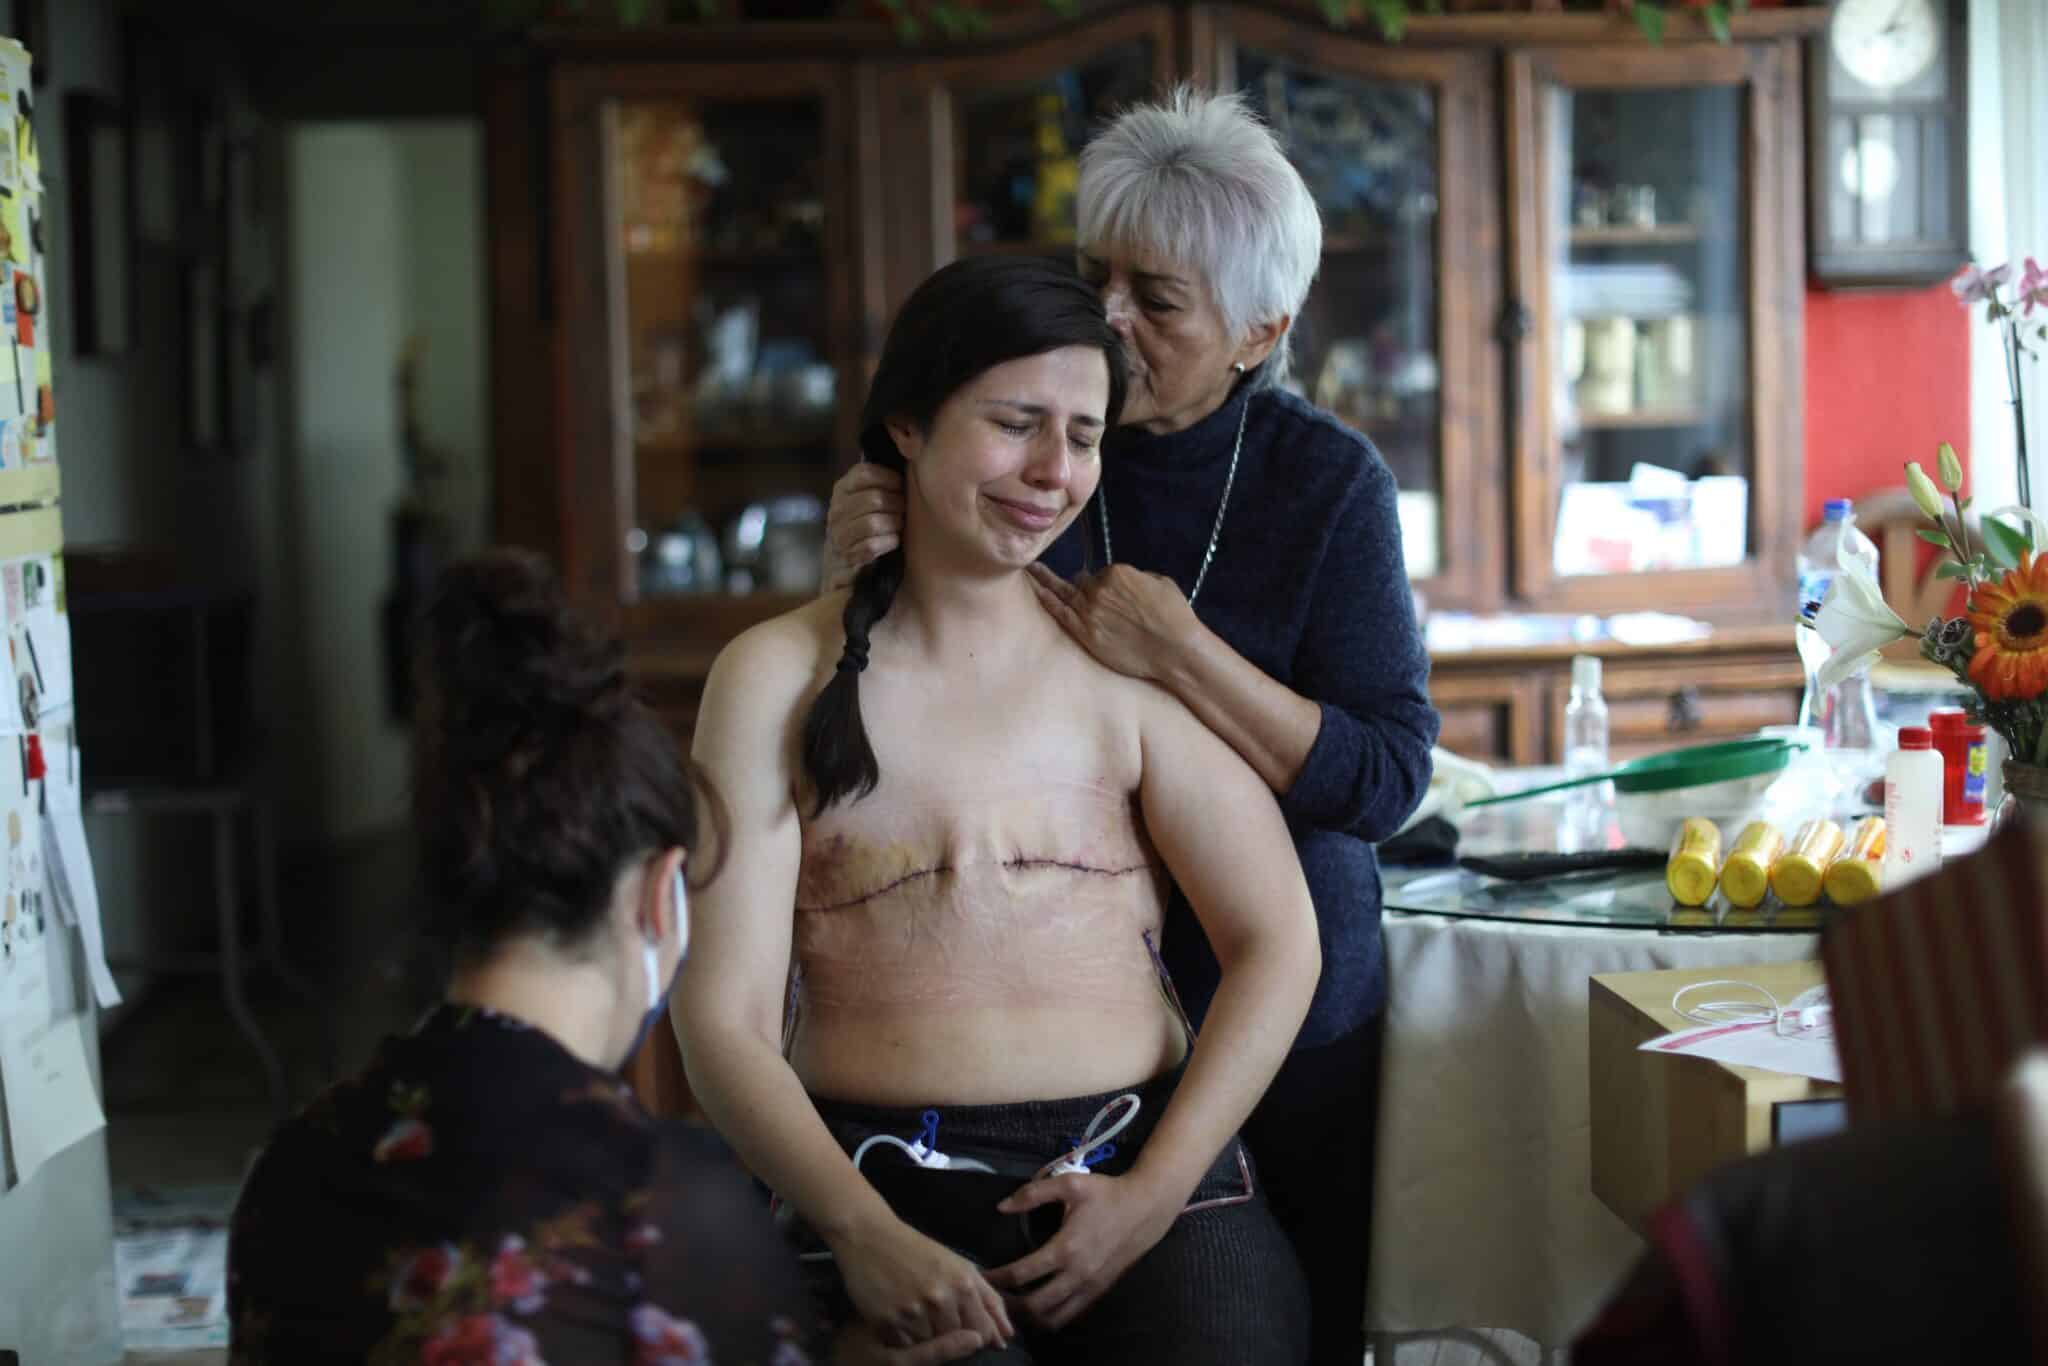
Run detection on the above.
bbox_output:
[624,865,690,1070]
[640,867,691,1009]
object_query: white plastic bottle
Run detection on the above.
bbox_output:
[1562,655,1610,849]
[1882,726,1944,890]
[1795,499,1882,740]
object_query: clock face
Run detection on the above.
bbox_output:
[1831,0,1942,93]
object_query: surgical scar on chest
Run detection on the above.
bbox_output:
[794,833,1152,913]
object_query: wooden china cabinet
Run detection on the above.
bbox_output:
[490,0,1830,775]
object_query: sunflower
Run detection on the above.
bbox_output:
[1968,553,2048,700]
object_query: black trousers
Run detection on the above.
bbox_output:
[1240,1013,1385,1366]
[797,1070,1311,1366]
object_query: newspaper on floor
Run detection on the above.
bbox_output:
[114,1223,230,1352]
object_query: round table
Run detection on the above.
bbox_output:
[1366,795,1827,1358]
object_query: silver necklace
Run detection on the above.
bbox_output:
[1098,387,1250,607]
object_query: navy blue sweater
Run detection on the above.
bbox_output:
[1042,383,1439,1047]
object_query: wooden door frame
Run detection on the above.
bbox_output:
[1201,3,1505,611]
[549,60,858,630]
[1504,37,1804,619]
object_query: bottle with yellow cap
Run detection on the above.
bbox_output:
[1721,821,1786,909]
[1665,817,1722,906]
[1771,818,1845,907]
[1823,816,1887,906]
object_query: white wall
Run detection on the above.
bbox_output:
[281,120,486,847]
[285,126,411,843]
[1967,0,2048,512]
[394,124,489,553]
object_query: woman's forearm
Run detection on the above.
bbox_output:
[678,1017,896,1246]
[1128,929,1319,1204]
[1160,620,1323,797]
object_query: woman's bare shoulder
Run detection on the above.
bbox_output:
[704,596,844,709]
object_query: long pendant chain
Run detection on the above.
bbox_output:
[1097,393,1249,607]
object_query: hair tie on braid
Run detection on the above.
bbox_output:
[837,641,870,675]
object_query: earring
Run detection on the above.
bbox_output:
[1232,362,1247,375]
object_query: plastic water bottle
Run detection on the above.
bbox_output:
[1795,499,1882,741]
[1562,655,1610,849]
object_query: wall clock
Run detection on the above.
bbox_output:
[1808,0,1969,288]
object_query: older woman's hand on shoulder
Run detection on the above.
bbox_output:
[1027,563,1200,684]
[823,462,906,591]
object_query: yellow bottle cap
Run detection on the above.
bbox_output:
[1721,854,1772,909]
[1666,852,1719,906]
[1824,856,1883,906]
[1772,855,1825,907]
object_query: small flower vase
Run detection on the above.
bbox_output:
[2000,759,2048,826]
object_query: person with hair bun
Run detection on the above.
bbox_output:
[827,87,1441,1365]
[678,253,1319,1365]
[227,550,972,1366]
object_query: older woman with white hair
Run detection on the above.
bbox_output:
[826,87,1436,1364]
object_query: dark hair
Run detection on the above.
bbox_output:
[414,549,725,954]
[799,255,1127,815]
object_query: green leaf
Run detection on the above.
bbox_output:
[1634,3,1667,44]
[1704,2,1731,42]
[1915,527,1953,550]
[1367,0,1406,39]
[1934,560,1973,582]
[1316,0,1353,28]
[616,0,652,23]
[1984,514,2030,570]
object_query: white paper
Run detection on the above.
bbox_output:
[1639,1014,1843,1084]
[0,1010,106,1188]
[0,886,49,1029]
[115,1227,230,1351]
[0,729,47,1026]
[23,557,69,715]
[43,725,115,1006]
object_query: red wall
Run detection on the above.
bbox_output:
[1803,282,1972,531]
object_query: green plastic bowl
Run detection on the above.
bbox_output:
[1609,738,1802,795]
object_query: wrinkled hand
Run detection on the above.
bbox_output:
[834,1319,989,1366]
[828,1215,1014,1352]
[824,462,906,592]
[983,1171,1181,1331]
[1026,564,1200,683]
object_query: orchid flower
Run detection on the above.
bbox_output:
[2021,257,2048,316]
[1814,569,1912,692]
[1954,262,2013,304]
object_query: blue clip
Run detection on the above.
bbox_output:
[1062,1136,1115,1169]
[917,1109,941,1153]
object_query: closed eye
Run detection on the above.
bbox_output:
[994,419,1034,436]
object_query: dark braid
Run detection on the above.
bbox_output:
[798,548,905,815]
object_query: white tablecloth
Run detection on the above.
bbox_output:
[1366,911,1820,1348]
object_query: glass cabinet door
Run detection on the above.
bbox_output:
[553,63,854,613]
[891,7,1176,279]
[1508,44,1800,612]
[608,92,841,601]
[1213,13,1498,604]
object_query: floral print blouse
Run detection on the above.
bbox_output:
[228,1003,812,1365]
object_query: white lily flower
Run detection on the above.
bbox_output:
[1814,569,1913,691]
